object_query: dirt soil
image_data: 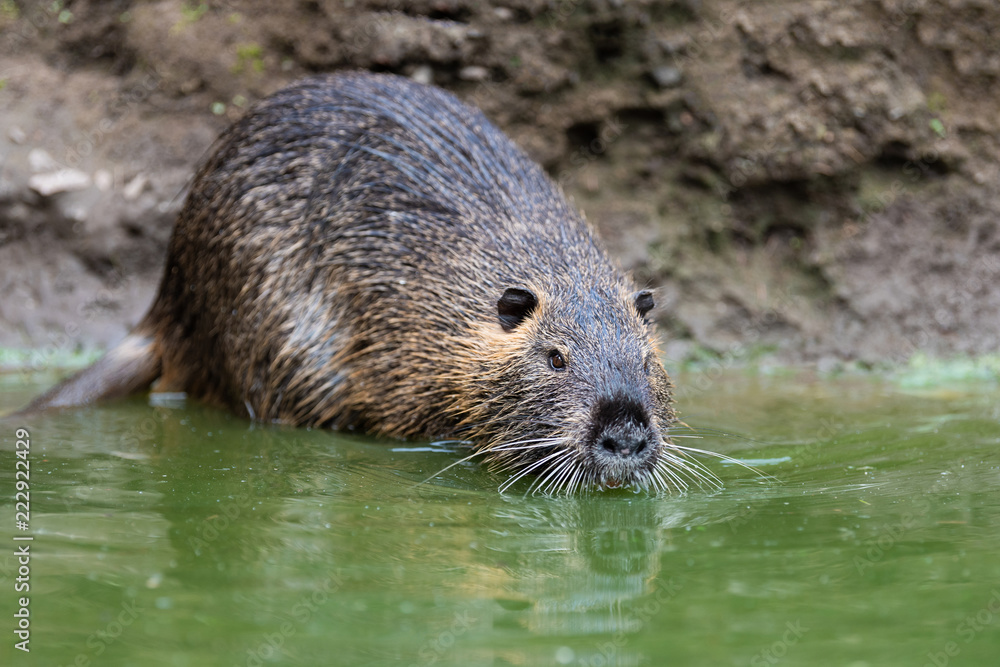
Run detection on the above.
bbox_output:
[1,0,998,371]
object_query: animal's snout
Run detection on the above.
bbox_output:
[590,392,656,462]
[598,423,650,458]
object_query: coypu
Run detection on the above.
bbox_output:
[22,71,724,493]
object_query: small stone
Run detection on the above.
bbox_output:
[458,65,489,82]
[651,65,682,89]
[28,169,91,196]
[149,392,187,408]
[61,201,89,223]
[93,169,113,191]
[410,65,433,85]
[816,356,841,374]
[494,7,513,21]
[657,37,686,55]
[8,126,27,144]
[28,148,60,173]
[123,174,148,201]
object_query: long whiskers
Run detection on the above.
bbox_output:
[668,442,775,482]
[659,447,723,488]
[489,436,570,452]
[526,449,576,495]
[413,430,771,495]
[651,455,700,492]
[414,444,486,488]
[666,423,767,447]
[498,447,569,493]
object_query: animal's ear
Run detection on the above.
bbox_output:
[634,290,655,318]
[497,287,538,331]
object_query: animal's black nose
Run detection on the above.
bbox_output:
[589,392,657,463]
[599,431,649,458]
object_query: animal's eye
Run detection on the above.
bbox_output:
[548,350,566,370]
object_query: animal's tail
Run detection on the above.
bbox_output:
[14,328,161,415]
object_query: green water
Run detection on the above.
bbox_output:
[1,369,999,666]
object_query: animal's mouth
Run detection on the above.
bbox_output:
[588,430,659,489]
[591,455,656,491]
[487,431,736,494]
[489,439,726,494]
[487,427,728,494]
[583,392,663,489]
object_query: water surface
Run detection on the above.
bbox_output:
[1,369,998,666]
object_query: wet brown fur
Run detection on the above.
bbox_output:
[21,72,711,492]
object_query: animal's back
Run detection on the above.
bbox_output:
[18,72,706,494]
[146,72,620,432]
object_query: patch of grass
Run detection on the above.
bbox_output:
[180,2,208,24]
[666,347,1000,386]
[929,117,946,139]
[673,341,782,373]
[0,0,19,22]
[894,353,1000,387]
[926,91,947,115]
[0,347,102,374]
[171,2,208,34]
[232,42,265,75]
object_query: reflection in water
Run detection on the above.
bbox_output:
[442,493,744,666]
[4,374,1000,667]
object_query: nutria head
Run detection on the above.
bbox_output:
[451,279,710,494]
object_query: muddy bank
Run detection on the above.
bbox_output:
[1,0,998,370]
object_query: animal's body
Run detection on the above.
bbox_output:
[22,71,711,493]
